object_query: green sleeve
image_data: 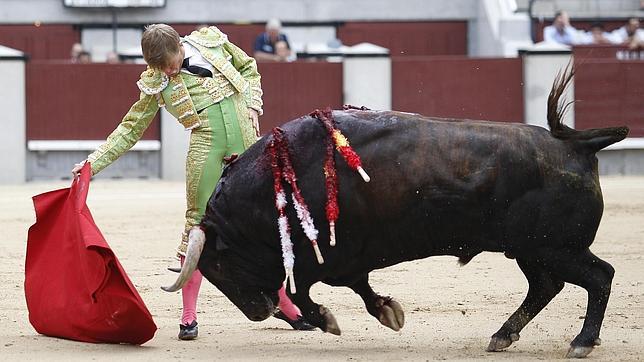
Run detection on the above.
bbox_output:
[87,92,159,175]
[224,41,264,115]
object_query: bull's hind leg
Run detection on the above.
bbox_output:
[488,257,564,352]
[348,274,405,331]
[286,284,341,335]
[539,248,614,358]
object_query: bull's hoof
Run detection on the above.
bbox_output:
[486,333,519,352]
[319,305,341,335]
[566,346,594,358]
[566,336,601,358]
[377,298,405,331]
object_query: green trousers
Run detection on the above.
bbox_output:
[178,97,246,255]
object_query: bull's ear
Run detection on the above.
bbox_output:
[215,236,229,251]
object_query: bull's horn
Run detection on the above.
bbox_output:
[161,226,205,292]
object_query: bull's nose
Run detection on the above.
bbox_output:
[248,294,277,321]
[248,309,273,321]
[249,313,270,322]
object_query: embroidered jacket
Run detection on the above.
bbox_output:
[88,26,263,175]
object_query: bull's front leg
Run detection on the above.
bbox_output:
[348,273,405,331]
[286,283,341,335]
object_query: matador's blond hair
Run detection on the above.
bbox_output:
[141,24,181,69]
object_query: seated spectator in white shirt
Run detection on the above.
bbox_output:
[543,11,581,45]
[611,17,644,49]
[580,22,615,45]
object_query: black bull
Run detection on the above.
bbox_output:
[164,70,628,358]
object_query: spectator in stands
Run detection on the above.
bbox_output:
[78,50,92,64]
[611,17,644,49]
[275,39,296,62]
[543,11,581,45]
[582,22,614,45]
[70,42,84,63]
[253,18,293,62]
[105,51,120,64]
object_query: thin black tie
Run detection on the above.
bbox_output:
[182,58,213,78]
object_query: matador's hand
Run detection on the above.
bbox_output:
[248,108,260,137]
[71,160,87,178]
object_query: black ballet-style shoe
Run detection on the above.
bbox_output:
[273,310,317,331]
[178,320,198,340]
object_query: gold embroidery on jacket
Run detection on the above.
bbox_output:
[165,76,201,130]
[136,68,169,95]
[178,109,213,256]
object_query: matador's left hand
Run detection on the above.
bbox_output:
[248,108,260,137]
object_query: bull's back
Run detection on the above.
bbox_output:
[216,110,605,270]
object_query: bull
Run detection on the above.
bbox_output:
[164,68,628,358]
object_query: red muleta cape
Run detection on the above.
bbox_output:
[25,163,157,344]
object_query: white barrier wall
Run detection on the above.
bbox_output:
[343,56,391,111]
[160,108,189,182]
[0,47,26,184]
[520,45,574,129]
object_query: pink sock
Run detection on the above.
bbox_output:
[278,285,301,320]
[180,256,202,325]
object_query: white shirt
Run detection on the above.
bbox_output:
[181,41,215,75]
[543,25,581,45]
[610,26,644,44]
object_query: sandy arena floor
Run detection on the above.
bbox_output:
[1,176,642,361]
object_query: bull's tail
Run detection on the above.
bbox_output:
[547,64,629,153]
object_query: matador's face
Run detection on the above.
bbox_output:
[162,44,185,77]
